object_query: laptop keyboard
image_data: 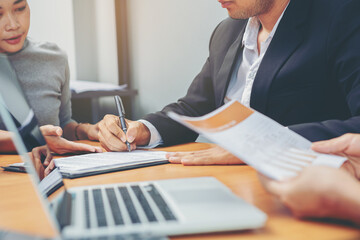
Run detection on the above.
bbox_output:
[146,184,177,221]
[105,188,124,225]
[93,189,107,227]
[131,186,157,222]
[118,187,141,224]
[84,190,91,228]
[82,184,177,228]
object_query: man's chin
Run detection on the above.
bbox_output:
[229,15,248,20]
[227,10,252,20]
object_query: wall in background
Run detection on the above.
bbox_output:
[127,0,228,119]
[73,0,119,84]
[28,0,77,79]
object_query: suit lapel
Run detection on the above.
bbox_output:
[215,23,246,107]
[250,0,312,114]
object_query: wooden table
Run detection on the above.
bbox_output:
[0,142,359,240]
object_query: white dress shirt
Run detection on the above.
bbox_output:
[225,10,286,105]
[141,6,288,147]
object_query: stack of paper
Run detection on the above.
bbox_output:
[54,151,168,178]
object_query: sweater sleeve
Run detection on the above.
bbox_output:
[59,56,75,128]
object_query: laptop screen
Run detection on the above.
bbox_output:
[0,54,46,152]
[0,53,64,187]
[0,54,64,235]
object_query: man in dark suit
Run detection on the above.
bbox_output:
[98,0,360,165]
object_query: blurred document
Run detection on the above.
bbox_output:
[39,168,63,196]
[168,100,346,180]
[70,80,127,93]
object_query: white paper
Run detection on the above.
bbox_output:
[70,80,127,93]
[54,150,168,175]
[168,100,347,180]
[39,168,63,195]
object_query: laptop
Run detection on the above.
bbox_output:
[0,54,267,239]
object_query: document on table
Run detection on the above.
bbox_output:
[39,168,63,196]
[54,150,169,179]
[167,100,347,180]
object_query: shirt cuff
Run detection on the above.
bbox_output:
[138,119,163,148]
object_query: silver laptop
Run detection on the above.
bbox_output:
[0,54,267,239]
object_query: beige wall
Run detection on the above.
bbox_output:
[28,0,77,79]
[127,0,228,119]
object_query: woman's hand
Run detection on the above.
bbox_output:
[28,145,51,180]
[30,145,57,178]
[40,125,103,154]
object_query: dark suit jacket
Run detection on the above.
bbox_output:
[144,0,360,146]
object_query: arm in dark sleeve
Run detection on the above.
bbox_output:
[289,0,360,141]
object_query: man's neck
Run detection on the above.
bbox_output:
[258,0,290,34]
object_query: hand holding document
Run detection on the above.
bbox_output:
[167,100,346,180]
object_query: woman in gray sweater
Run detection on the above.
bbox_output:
[0,0,101,154]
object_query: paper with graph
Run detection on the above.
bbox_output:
[168,100,346,180]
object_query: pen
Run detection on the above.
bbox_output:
[114,95,131,152]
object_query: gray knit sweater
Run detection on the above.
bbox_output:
[7,38,74,128]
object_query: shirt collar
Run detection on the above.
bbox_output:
[242,2,290,49]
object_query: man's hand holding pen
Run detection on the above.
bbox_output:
[114,96,132,152]
[98,114,151,152]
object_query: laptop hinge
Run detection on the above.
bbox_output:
[56,190,72,229]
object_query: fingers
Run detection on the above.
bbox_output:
[311,133,360,157]
[312,134,350,153]
[40,125,63,137]
[166,147,243,166]
[166,152,183,164]
[264,180,289,197]
[30,151,45,180]
[98,130,131,152]
[94,146,104,153]
[98,115,130,151]
[60,141,101,154]
[31,146,42,165]
[36,164,45,180]
[43,147,53,166]
[45,160,56,177]
[47,134,106,154]
[100,115,125,140]
[166,152,211,165]
[126,122,137,143]
[126,121,150,145]
[166,152,209,165]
